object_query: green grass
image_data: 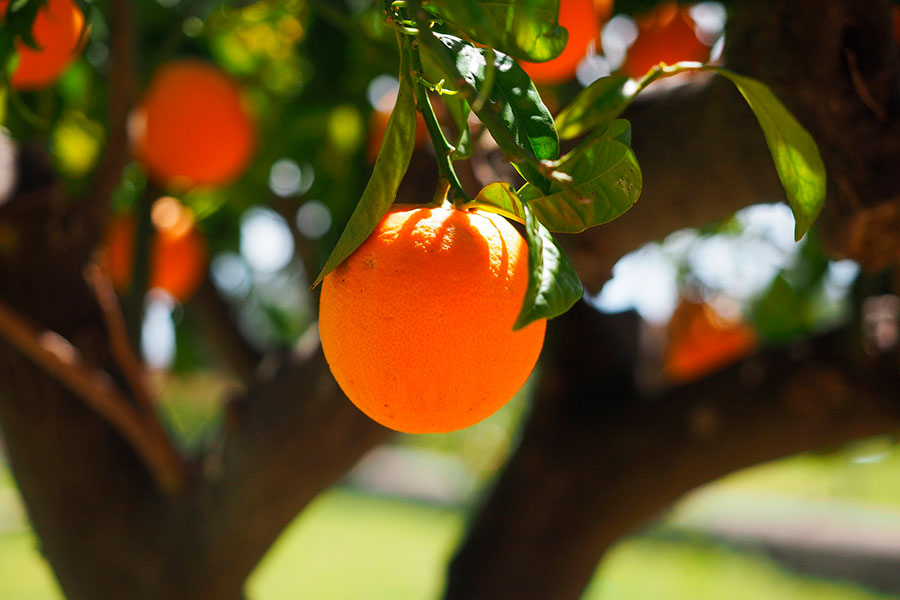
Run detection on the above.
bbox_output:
[586,534,899,600]
[0,531,62,600]
[247,491,464,599]
[5,438,900,599]
[3,485,899,600]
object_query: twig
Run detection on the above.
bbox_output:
[84,260,153,411]
[0,298,186,493]
[408,38,468,204]
[84,0,136,227]
[83,258,185,483]
[843,48,888,121]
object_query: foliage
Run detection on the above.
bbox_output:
[0,0,828,355]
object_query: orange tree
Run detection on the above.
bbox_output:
[0,0,899,598]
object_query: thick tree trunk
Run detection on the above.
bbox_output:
[0,144,389,598]
[444,301,900,600]
[2,0,900,599]
[446,0,900,597]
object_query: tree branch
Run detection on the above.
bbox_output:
[564,0,900,292]
[83,260,153,410]
[185,343,391,597]
[0,297,185,493]
[83,0,136,231]
[445,301,900,600]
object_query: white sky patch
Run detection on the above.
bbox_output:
[690,1,727,45]
[211,252,252,298]
[576,49,611,87]
[240,207,295,274]
[601,15,638,71]
[142,293,176,370]
[594,203,813,322]
[269,158,302,197]
[594,245,678,323]
[367,74,400,111]
[296,200,332,240]
[268,159,314,198]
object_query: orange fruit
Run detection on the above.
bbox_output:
[0,0,86,90]
[130,60,256,188]
[367,105,428,163]
[319,204,546,433]
[367,86,428,163]
[521,0,611,85]
[664,299,757,384]
[103,197,208,302]
[623,3,709,79]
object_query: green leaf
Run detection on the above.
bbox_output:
[555,62,827,240]
[555,74,632,139]
[430,34,558,190]
[0,0,44,69]
[427,0,567,62]
[709,67,826,241]
[312,39,418,287]
[419,42,472,158]
[462,181,527,224]
[519,119,642,233]
[515,200,583,329]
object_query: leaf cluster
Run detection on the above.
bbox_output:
[317,0,826,330]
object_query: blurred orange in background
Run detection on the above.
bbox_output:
[623,2,709,79]
[103,197,209,302]
[0,0,86,90]
[664,297,758,384]
[521,0,612,85]
[130,60,256,189]
[367,90,428,164]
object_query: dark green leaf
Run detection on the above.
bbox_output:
[430,34,558,190]
[555,63,826,239]
[0,0,45,68]
[709,67,826,241]
[462,181,526,223]
[514,201,583,329]
[427,0,567,62]
[519,119,642,233]
[312,39,418,287]
[555,74,632,139]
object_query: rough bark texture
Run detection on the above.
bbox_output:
[566,0,900,291]
[0,0,899,599]
[444,301,900,600]
[0,144,389,598]
[445,0,900,597]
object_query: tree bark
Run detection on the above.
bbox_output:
[1,0,900,598]
[0,144,388,598]
[444,301,900,600]
[446,0,900,597]
[565,0,900,291]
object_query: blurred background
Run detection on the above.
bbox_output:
[2,0,900,598]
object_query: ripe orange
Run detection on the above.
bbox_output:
[367,105,427,164]
[103,197,209,302]
[0,0,85,90]
[319,204,546,433]
[521,0,611,85]
[130,60,256,188]
[623,3,708,79]
[664,299,757,383]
